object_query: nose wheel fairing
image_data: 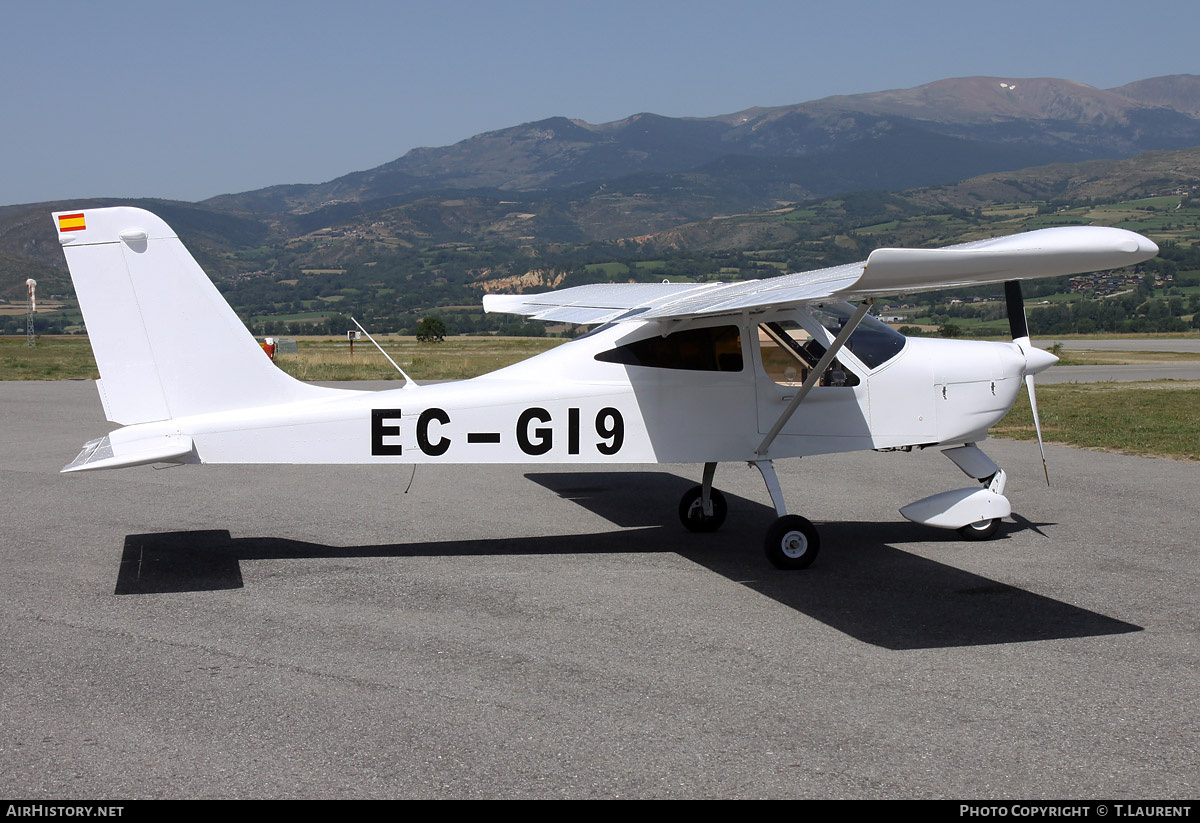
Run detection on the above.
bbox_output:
[899,486,1011,531]
[899,443,1011,534]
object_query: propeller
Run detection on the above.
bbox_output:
[1005,280,1055,485]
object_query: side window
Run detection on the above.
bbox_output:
[758,321,859,387]
[595,325,743,372]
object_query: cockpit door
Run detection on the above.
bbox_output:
[752,316,873,440]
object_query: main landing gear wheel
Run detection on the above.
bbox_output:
[957,518,1001,541]
[678,485,728,533]
[764,515,820,570]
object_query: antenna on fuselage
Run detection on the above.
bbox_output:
[350,317,419,388]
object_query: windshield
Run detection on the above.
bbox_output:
[809,304,906,369]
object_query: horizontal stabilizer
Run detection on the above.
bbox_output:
[62,433,196,473]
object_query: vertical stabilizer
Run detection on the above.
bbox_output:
[55,207,348,424]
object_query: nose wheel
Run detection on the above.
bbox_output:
[957,518,1001,540]
[753,459,821,570]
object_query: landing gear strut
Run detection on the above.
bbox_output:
[754,460,820,570]
[678,462,727,532]
[679,460,821,570]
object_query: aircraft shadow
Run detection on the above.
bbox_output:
[527,472,1141,649]
[114,472,1141,650]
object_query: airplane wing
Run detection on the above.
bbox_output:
[483,226,1158,323]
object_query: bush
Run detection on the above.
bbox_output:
[416,316,446,343]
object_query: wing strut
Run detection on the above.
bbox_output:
[351,317,419,388]
[755,299,872,457]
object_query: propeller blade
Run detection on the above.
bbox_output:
[1009,279,1050,484]
[1025,373,1050,486]
[1005,280,1029,342]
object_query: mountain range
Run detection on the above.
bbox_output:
[4,73,1200,299]
[202,74,1200,218]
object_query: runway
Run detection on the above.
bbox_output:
[1037,338,1200,383]
[1041,363,1200,383]
[1044,338,1200,354]
[1,381,1196,799]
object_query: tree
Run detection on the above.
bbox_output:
[416,316,446,343]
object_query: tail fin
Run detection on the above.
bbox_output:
[55,207,343,424]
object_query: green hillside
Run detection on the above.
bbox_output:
[4,146,1200,338]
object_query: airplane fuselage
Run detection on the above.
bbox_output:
[90,309,1029,470]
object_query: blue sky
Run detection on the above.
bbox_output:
[3,0,1197,206]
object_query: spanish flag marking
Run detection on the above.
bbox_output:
[58,213,86,232]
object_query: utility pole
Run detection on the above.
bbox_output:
[26,279,36,347]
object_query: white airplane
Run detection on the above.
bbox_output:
[54,207,1157,569]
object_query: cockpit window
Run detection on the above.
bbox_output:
[758,321,859,387]
[595,325,743,372]
[810,304,906,369]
